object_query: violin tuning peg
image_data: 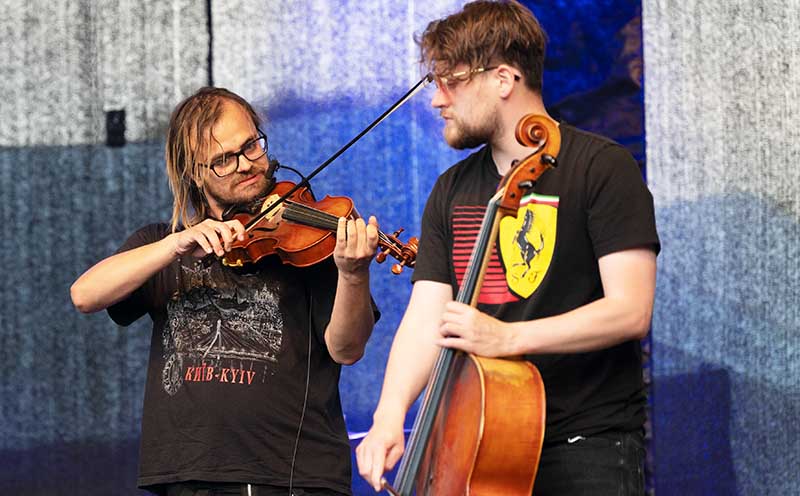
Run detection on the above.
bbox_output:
[391,259,409,275]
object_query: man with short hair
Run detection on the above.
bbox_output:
[356,2,659,495]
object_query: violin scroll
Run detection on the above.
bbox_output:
[375,227,418,274]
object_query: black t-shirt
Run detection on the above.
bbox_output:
[412,123,660,443]
[108,223,376,494]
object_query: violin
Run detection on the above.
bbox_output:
[221,181,418,274]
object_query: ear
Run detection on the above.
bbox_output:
[496,64,521,99]
[191,165,210,189]
[190,173,204,189]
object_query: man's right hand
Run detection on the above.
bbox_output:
[356,416,407,492]
[171,218,246,258]
[71,218,244,313]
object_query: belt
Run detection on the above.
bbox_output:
[165,482,280,496]
[164,482,345,496]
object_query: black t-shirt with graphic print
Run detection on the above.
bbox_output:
[412,123,660,443]
[108,223,377,494]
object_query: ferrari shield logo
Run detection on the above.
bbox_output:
[498,193,558,299]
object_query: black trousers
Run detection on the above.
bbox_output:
[162,481,347,496]
[533,430,645,496]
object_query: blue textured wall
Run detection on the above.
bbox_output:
[644,1,800,494]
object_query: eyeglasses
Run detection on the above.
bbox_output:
[204,132,269,178]
[433,66,521,91]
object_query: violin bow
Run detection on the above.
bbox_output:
[243,73,434,232]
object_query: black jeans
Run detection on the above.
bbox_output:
[532,430,645,496]
[162,482,347,496]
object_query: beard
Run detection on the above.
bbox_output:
[443,106,501,150]
[204,170,274,216]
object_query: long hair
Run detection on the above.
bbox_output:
[164,87,262,232]
[418,0,547,93]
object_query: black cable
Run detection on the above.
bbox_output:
[272,159,314,198]
[288,292,313,495]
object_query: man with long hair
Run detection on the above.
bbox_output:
[356,2,659,495]
[72,87,379,495]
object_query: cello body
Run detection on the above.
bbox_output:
[416,353,546,495]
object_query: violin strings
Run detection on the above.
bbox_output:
[284,201,339,230]
[284,201,395,246]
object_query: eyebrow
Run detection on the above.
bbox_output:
[206,133,259,164]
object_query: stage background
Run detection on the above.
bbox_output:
[1,1,797,495]
[643,1,800,493]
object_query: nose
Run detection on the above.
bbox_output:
[431,84,450,110]
[236,154,254,173]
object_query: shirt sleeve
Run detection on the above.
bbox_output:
[585,145,660,258]
[411,175,454,286]
[106,223,171,326]
[306,257,381,345]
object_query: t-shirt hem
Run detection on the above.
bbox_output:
[543,424,645,446]
[593,238,661,259]
[410,271,451,285]
[139,472,352,495]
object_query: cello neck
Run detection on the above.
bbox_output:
[392,192,503,495]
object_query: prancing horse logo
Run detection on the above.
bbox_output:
[511,210,545,281]
[498,194,558,299]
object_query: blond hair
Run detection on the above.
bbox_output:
[418,0,547,92]
[164,87,261,232]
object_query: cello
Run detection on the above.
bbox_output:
[385,114,561,496]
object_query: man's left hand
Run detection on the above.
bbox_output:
[436,301,517,357]
[334,215,379,282]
